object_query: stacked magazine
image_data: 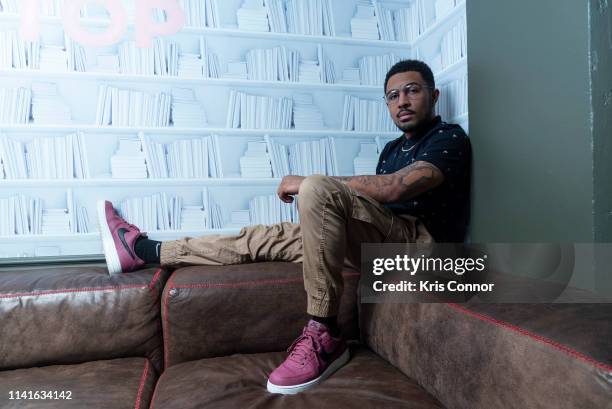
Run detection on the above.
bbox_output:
[167,137,210,178]
[0,30,34,69]
[237,0,270,32]
[437,74,468,121]
[350,1,379,40]
[95,85,172,127]
[353,142,378,175]
[40,45,67,72]
[292,93,325,129]
[264,135,338,177]
[118,192,183,232]
[179,0,219,28]
[31,82,72,124]
[199,38,221,78]
[286,0,335,36]
[358,53,400,86]
[111,138,148,179]
[171,88,207,128]
[67,189,90,233]
[245,46,298,82]
[42,209,71,235]
[25,133,89,179]
[240,140,272,178]
[0,194,42,235]
[226,90,293,129]
[0,134,27,179]
[440,18,467,68]
[265,0,288,33]
[373,1,395,41]
[342,95,395,132]
[248,193,299,225]
[0,87,31,124]
[136,134,212,179]
[394,0,429,43]
[118,39,172,76]
[203,188,224,228]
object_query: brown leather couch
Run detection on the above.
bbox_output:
[0,262,610,409]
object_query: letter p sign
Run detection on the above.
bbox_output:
[22,0,186,48]
[135,0,185,48]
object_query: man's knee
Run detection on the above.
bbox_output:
[299,174,338,204]
[300,174,343,194]
[298,174,349,215]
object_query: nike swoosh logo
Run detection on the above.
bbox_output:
[118,228,136,260]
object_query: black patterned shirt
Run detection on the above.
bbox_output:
[376,116,472,242]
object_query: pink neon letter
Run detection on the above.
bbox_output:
[63,0,128,47]
[20,0,41,42]
[134,0,186,48]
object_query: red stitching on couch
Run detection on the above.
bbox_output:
[148,269,163,290]
[446,303,612,372]
[162,277,174,370]
[133,359,150,409]
[0,268,165,299]
[0,285,146,299]
[172,277,304,289]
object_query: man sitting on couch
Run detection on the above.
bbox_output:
[97,59,471,395]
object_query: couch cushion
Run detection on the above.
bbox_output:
[0,266,168,372]
[149,345,445,409]
[162,262,360,368]
[361,303,612,409]
[0,357,156,409]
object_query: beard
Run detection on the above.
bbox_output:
[394,106,434,134]
[395,119,419,133]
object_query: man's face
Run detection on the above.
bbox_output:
[385,71,439,134]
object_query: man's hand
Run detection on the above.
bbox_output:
[277,175,306,203]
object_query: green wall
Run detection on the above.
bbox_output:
[466,0,596,242]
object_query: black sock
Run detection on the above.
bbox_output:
[134,238,162,264]
[311,315,340,337]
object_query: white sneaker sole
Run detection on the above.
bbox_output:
[266,348,350,395]
[96,200,122,275]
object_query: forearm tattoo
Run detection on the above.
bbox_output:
[392,161,441,201]
[330,161,442,203]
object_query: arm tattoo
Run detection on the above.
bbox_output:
[330,161,443,203]
[392,161,442,201]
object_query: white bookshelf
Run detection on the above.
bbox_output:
[0,0,468,260]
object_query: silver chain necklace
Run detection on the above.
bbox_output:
[401,138,421,152]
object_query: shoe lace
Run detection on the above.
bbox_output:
[286,327,322,366]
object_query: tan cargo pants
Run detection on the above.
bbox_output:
[161,174,433,317]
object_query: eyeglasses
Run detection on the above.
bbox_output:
[383,83,434,104]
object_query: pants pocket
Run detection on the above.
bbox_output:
[350,191,394,241]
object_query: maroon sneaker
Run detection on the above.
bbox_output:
[97,200,146,275]
[267,320,349,395]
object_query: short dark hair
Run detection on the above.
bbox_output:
[384,59,435,92]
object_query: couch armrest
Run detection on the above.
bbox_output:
[0,266,168,373]
[162,262,360,368]
[361,302,612,409]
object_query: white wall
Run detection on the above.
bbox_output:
[0,0,467,260]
